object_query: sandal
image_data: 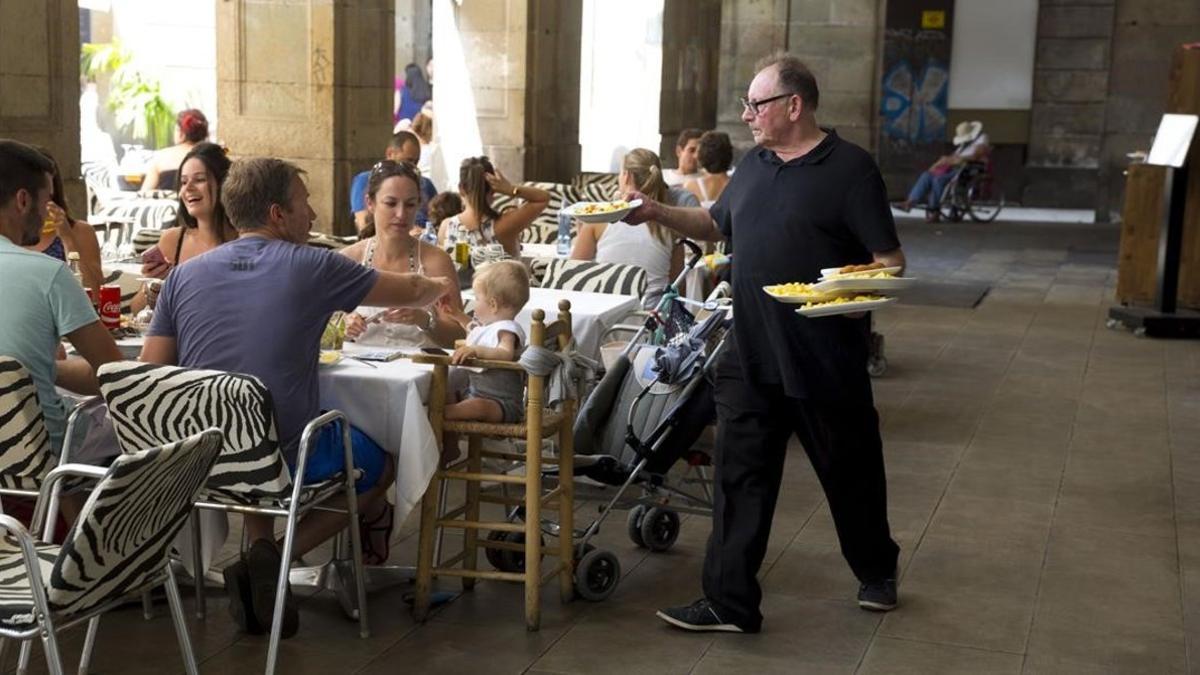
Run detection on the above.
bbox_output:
[359,501,395,566]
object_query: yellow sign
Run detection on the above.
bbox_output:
[921,10,945,29]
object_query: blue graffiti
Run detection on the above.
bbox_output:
[880,60,949,143]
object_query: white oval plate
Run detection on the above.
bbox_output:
[795,297,897,318]
[819,266,903,279]
[762,285,843,304]
[563,199,643,224]
[812,276,916,294]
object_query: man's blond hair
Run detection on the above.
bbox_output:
[473,260,530,310]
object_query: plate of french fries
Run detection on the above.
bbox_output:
[795,294,896,318]
[762,282,839,304]
[562,199,643,224]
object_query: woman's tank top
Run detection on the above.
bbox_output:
[594,222,672,307]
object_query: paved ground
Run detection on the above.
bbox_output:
[9,219,1200,674]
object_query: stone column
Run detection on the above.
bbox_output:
[0,0,83,209]
[659,0,722,164]
[524,0,582,182]
[1023,1,1115,212]
[716,0,789,152]
[216,0,395,235]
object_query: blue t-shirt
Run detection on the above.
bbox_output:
[148,237,378,451]
[0,236,99,452]
[350,171,438,227]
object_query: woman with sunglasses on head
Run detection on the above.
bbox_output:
[340,160,466,349]
[131,142,235,314]
[437,156,549,259]
[22,149,104,295]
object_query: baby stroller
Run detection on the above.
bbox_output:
[566,241,732,599]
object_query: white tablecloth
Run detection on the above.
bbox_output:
[317,347,438,525]
[464,287,639,358]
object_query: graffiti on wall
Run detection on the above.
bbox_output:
[880,60,949,144]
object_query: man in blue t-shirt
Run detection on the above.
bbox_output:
[0,139,121,455]
[143,157,452,639]
[350,130,437,234]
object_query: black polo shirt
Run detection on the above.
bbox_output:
[710,129,900,402]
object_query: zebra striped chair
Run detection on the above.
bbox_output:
[97,361,369,675]
[0,428,221,675]
[0,359,58,495]
[534,258,649,298]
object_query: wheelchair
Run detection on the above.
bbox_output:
[932,160,1005,223]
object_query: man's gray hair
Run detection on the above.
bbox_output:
[754,52,820,111]
[221,157,306,230]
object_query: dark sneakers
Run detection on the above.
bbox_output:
[245,539,300,639]
[656,598,757,634]
[857,578,898,611]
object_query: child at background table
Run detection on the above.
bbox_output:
[440,260,530,459]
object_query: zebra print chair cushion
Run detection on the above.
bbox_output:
[0,358,56,491]
[45,429,222,618]
[131,227,164,255]
[0,538,58,630]
[492,181,576,245]
[572,174,620,202]
[536,258,648,297]
[92,197,179,232]
[98,362,294,506]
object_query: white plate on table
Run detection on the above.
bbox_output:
[319,350,343,366]
[562,199,643,224]
[819,266,903,279]
[812,276,916,294]
[795,297,896,318]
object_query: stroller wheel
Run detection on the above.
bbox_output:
[640,508,681,552]
[867,355,888,377]
[485,531,507,571]
[574,548,621,602]
[626,505,649,548]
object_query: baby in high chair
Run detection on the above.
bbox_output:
[441,260,530,436]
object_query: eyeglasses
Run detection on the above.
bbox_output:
[371,159,422,178]
[738,92,795,116]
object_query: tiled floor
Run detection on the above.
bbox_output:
[9,219,1200,674]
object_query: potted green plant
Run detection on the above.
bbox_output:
[81,40,176,150]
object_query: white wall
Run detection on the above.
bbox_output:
[578,0,664,173]
[948,0,1039,110]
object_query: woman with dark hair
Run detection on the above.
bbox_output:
[437,156,549,259]
[22,149,104,294]
[683,131,733,209]
[141,108,210,192]
[339,160,466,354]
[131,142,233,313]
[396,63,432,123]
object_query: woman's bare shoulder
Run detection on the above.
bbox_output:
[339,238,368,261]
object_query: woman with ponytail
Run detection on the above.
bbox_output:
[142,108,211,192]
[437,156,549,258]
[570,148,685,307]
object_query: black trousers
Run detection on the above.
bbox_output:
[701,360,899,629]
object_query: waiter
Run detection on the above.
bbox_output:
[627,53,905,633]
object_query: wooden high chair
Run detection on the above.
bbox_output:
[410,300,577,630]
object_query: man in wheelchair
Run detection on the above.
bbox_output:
[896,120,990,222]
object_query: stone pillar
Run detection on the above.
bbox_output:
[659,0,722,165]
[788,0,884,151]
[443,0,528,182]
[0,0,83,210]
[1023,1,1115,212]
[396,0,433,74]
[716,0,790,152]
[216,0,395,235]
[523,0,582,182]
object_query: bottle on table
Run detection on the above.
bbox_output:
[420,221,438,245]
[557,201,572,257]
[66,251,83,287]
[453,222,471,267]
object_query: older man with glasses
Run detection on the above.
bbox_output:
[625,52,906,634]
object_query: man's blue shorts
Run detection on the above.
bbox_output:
[290,419,387,494]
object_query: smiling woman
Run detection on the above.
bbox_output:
[130,142,235,314]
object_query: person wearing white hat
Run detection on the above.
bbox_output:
[896,120,990,221]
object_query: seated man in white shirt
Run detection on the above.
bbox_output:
[896,120,991,220]
[662,128,703,187]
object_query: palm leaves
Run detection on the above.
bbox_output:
[81,40,176,149]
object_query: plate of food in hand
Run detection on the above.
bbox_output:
[763,282,840,304]
[814,262,914,293]
[562,199,643,224]
[795,294,896,318]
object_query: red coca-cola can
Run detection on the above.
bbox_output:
[99,285,121,330]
